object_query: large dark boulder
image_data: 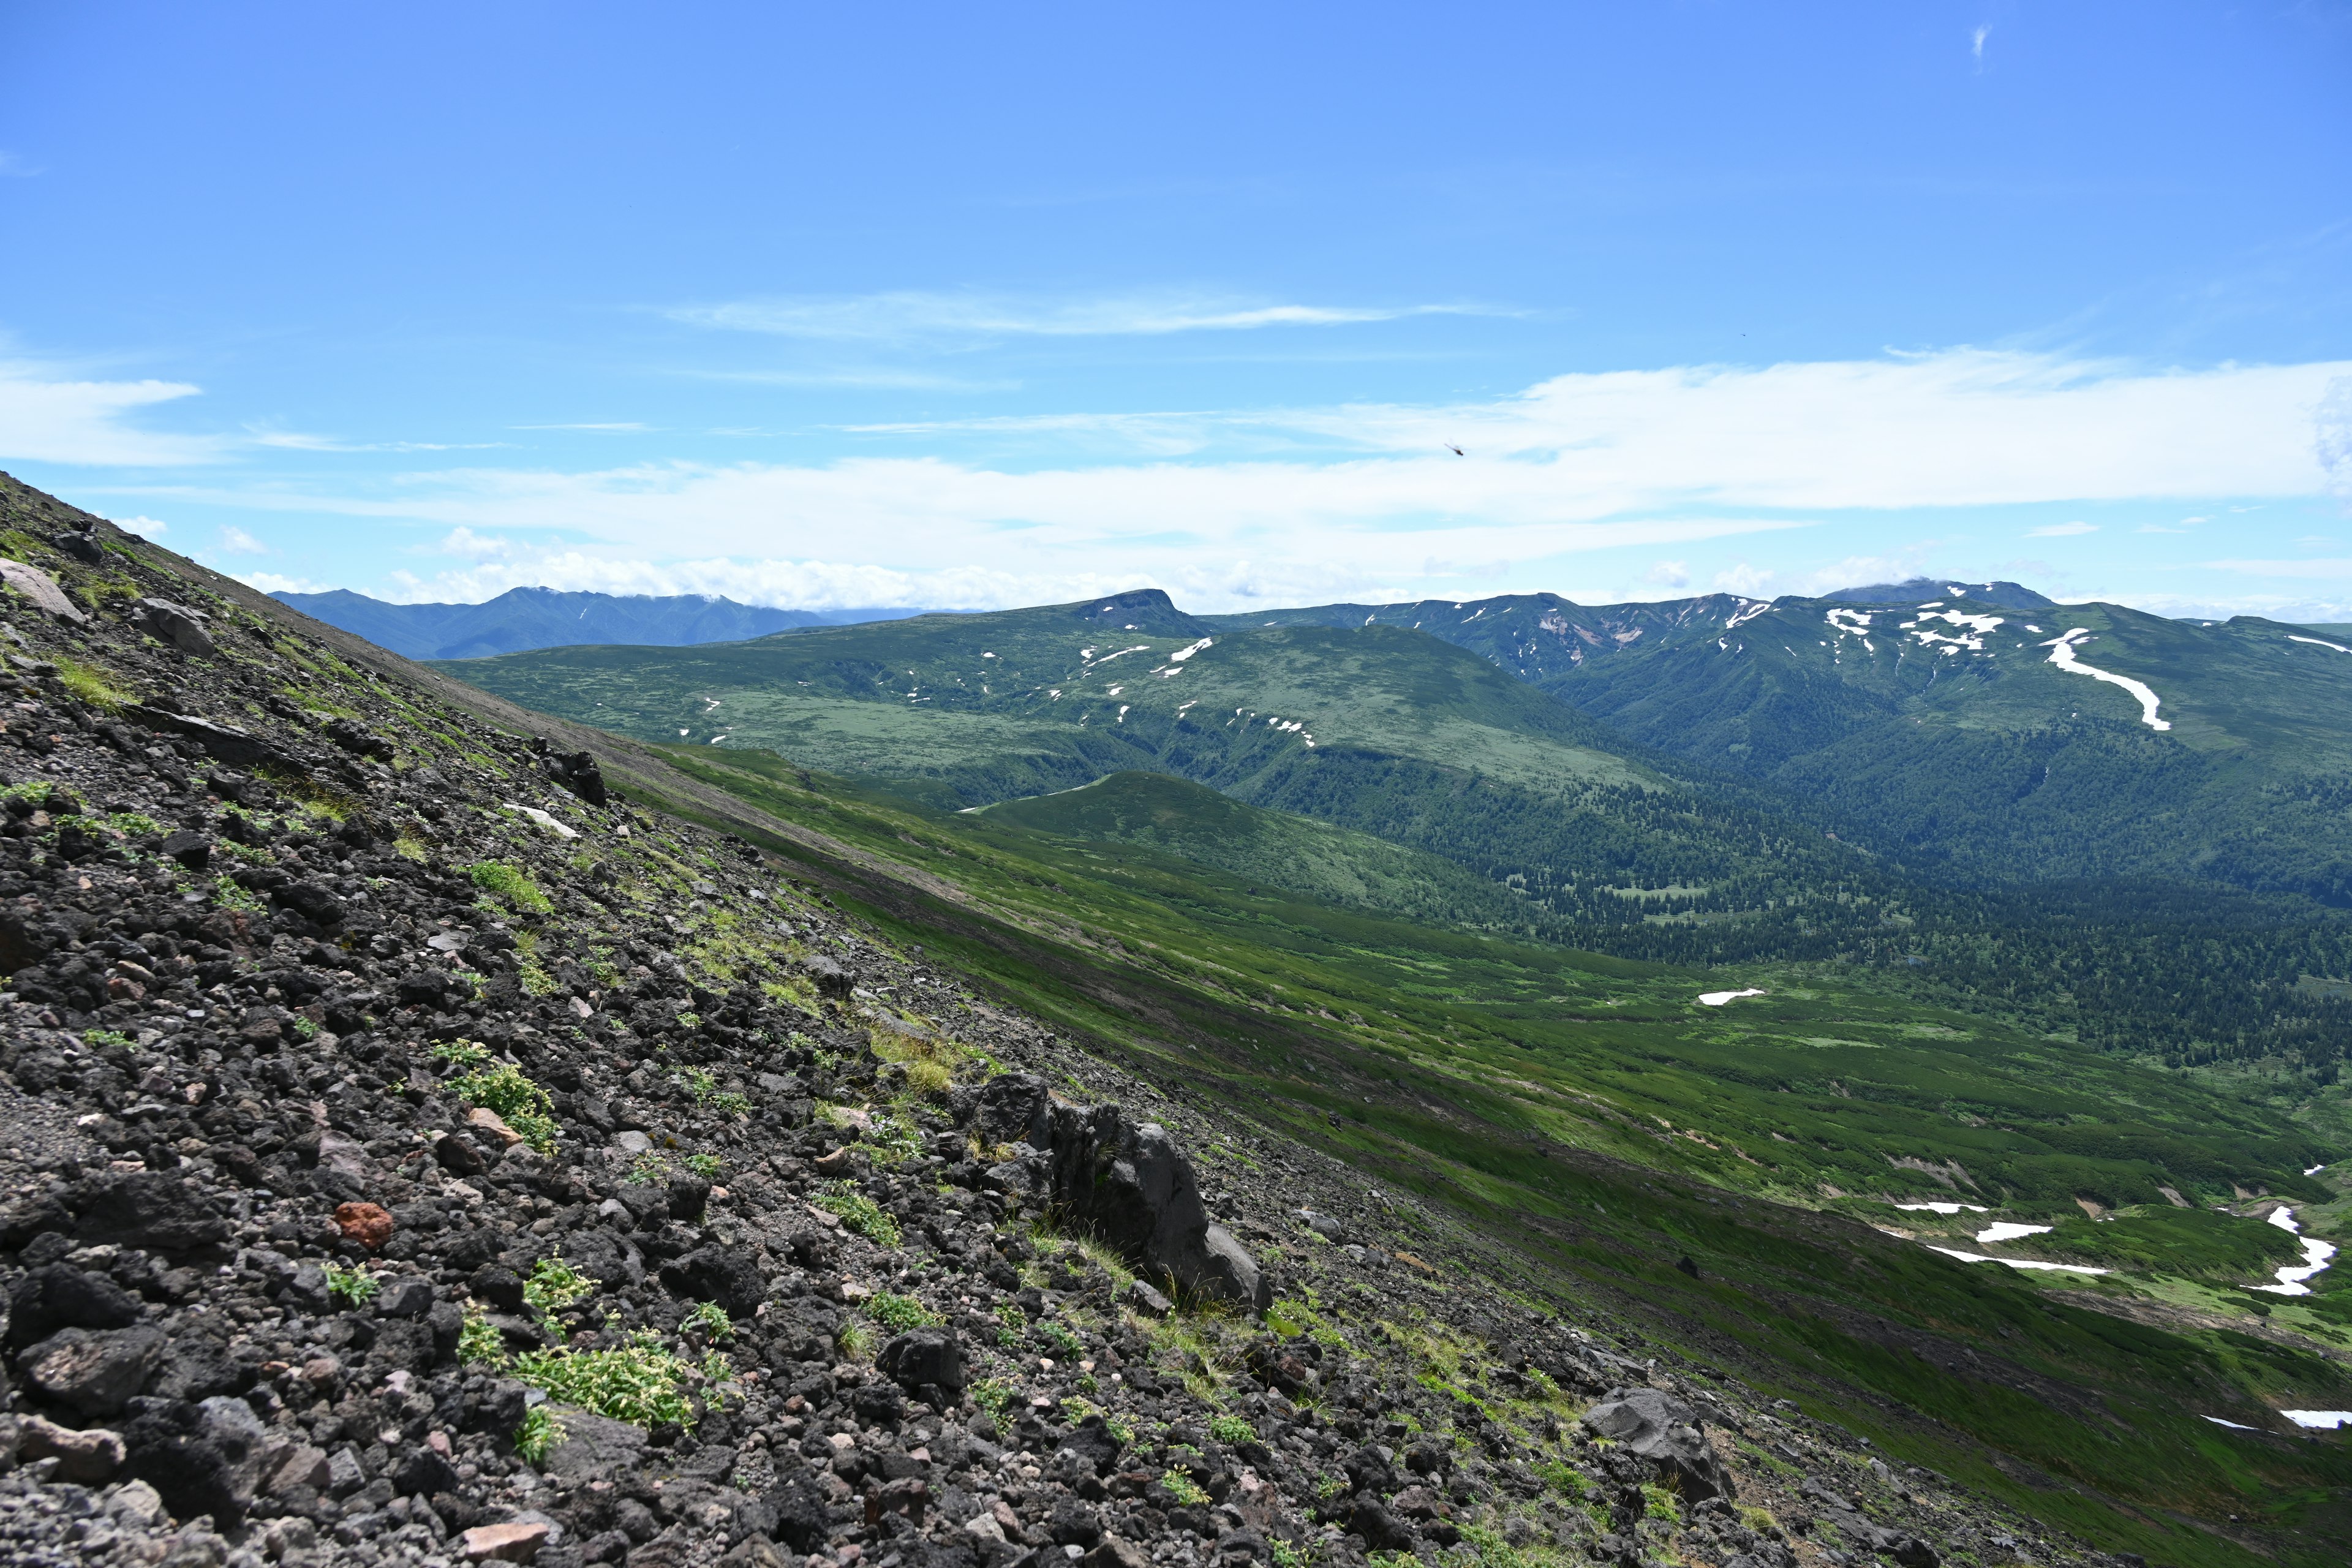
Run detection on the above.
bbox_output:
[973,1072,1052,1150]
[762,1295,842,1363]
[766,1478,835,1552]
[123,1397,246,1525]
[68,1171,228,1253]
[876,1327,964,1394]
[658,1245,763,1317]
[8,1264,142,1349]
[800,955,853,1000]
[1579,1387,1733,1501]
[1046,1103,1270,1310]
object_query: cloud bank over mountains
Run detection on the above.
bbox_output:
[8,348,2349,615]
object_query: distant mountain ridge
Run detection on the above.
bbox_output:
[274,586,922,660]
[1824,577,2057,611]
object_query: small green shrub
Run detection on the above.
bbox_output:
[449,1062,560,1154]
[323,1261,379,1307]
[969,1378,1015,1413]
[511,1330,699,1430]
[431,1039,491,1069]
[684,1153,723,1178]
[1640,1483,1681,1524]
[523,1255,599,1321]
[835,1321,875,1360]
[818,1182,901,1247]
[81,1028,134,1049]
[864,1292,937,1333]
[1162,1472,1212,1507]
[626,1152,669,1185]
[513,1405,565,1466]
[684,1301,735,1341]
[211,876,266,913]
[1208,1414,1255,1445]
[469,860,553,914]
[1035,1321,1083,1357]
[459,1309,508,1367]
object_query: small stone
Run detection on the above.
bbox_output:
[462,1519,552,1562]
[335,1201,394,1250]
[106,1479,168,1529]
[1120,1279,1174,1317]
[616,1131,652,1155]
[15,1414,126,1483]
[469,1107,526,1147]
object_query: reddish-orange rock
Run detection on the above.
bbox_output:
[334,1201,394,1250]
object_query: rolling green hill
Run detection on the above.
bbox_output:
[440,587,1898,938]
[973,770,1536,932]
[1223,584,2352,901]
[443,586,2352,1072]
[614,740,2352,1567]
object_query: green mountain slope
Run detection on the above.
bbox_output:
[440,587,1896,937]
[621,741,2352,1568]
[443,587,2352,1070]
[1220,585,2352,900]
[973,769,1534,932]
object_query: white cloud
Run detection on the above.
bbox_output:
[668,290,1487,343]
[2029,521,2097,537]
[511,422,652,432]
[216,525,268,555]
[237,570,331,595]
[244,423,502,454]
[113,515,167,537]
[1972,26,1989,63]
[0,152,39,178]
[1645,560,1690,589]
[0,361,215,466]
[1712,564,1776,596]
[101,347,2352,612]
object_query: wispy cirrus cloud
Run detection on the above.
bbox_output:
[243,423,503,454]
[666,290,1497,344]
[2029,521,2097,537]
[0,361,216,466]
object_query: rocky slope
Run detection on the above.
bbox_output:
[0,479,2138,1568]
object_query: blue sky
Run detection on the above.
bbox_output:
[3,2,2350,616]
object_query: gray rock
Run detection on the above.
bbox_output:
[1579,1387,1732,1501]
[0,558,86,623]
[1121,1278,1174,1317]
[540,1408,648,1484]
[260,1442,331,1496]
[284,1262,333,1314]
[375,1278,435,1318]
[973,1072,1052,1150]
[799,955,853,1000]
[1046,1104,1271,1310]
[876,1327,965,1393]
[17,1325,167,1415]
[325,1446,367,1498]
[197,1394,269,1506]
[134,598,217,657]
